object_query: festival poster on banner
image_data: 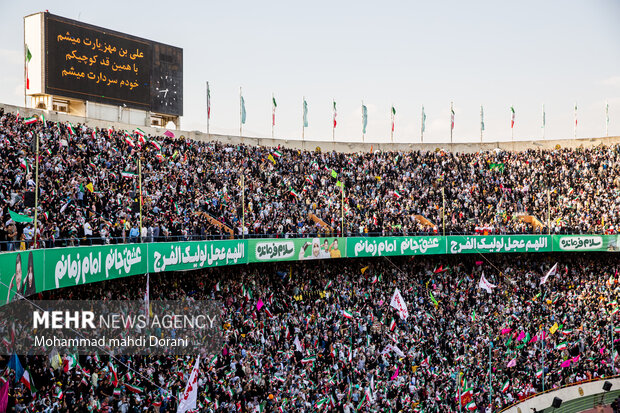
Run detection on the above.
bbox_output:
[552,235,619,252]
[0,250,45,304]
[44,244,148,292]
[347,236,446,258]
[448,235,552,254]
[149,240,248,273]
[249,238,345,263]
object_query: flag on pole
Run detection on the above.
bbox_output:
[481,106,485,131]
[23,116,37,125]
[206,82,211,119]
[25,45,32,90]
[362,104,368,134]
[241,95,246,124]
[303,98,308,127]
[510,106,515,128]
[478,272,496,293]
[606,102,610,130]
[177,356,200,413]
[574,102,578,128]
[451,106,455,130]
[501,380,510,393]
[542,104,546,128]
[390,288,409,320]
[540,263,558,285]
[422,106,426,132]
[391,106,396,132]
[333,101,337,128]
[272,96,277,126]
[342,310,354,319]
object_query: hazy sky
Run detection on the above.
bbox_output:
[1,0,619,143]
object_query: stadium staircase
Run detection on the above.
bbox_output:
[199,212,235,239]
[414,214,435,228]
[517,214,545,231]
[309,213,335,234]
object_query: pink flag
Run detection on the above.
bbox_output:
[501,328,512,335]
[0,379,8,412]
[529,334,538,344]
[256,298,264,311]
[507,358,517,368]
[475,261,483,266]
[516,331,525,341]
[600,347,606,355]
[390,367,399,380]
[560,360,571,368]
[571,355,580,364]
[163,130,175,138]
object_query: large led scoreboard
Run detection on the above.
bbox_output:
[25,12,182,119]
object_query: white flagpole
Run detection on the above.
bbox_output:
[606,101,609,137]
[421,105,424,143]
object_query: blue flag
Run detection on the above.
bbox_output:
[8,353,24,383]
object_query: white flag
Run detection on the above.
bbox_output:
[478,272,496,294]
[390,344,405,358]
[540,263,558,285]
[293,336,303,352]
[177,355,200,413]
[390,288,409,320]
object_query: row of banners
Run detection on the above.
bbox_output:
[1,234,618,303]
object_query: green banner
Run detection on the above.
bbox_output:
[347,236,446,257]
[553,235,619,252]
[149,240,248,273]
[448,235,552,254]
[45,244,147,292]
[249,237,345,262]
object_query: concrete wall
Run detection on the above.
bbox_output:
[3,102,619,154]
[502,377,620,413]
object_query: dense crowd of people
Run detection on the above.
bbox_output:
[2,253,619,412]
[0,108,619,250]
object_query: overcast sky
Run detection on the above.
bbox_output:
[1,0,619,143]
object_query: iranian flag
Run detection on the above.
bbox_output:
[561,329,573,336]
[555,342,567,351]
[451,107,455,130]
[125,136,135,147]
[501,380,510,393]
[301,356,316,364]
[272,96,277,126]
[151,140,162,150]
[91,131,97,139]
[535,368,544,378]
[273,150,282,158]
[23,116,37,125]
[113,388,121,397]
[121,171,137,178]
[393,190,401,199]
[20,159,30,173]
[124,383,144,393]
[68,123,76,136]
[20,369,36,393]
[342,310,354,319]
[290,188,298,198]
[389,318,396,331]
[465,402,477,411]
[511,106,515,128]
[135,128,145,137]
[333,101,338,128]
[391,106,396,132]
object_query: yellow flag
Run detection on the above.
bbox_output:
[268,154,276,164]
[549,322,559,335]
[85,182,94,193]
[360,266,369,275]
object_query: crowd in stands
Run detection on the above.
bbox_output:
[0,108,619,250]
[3,253,619,412]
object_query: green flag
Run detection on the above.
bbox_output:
[391,106,396,115]
[26,46,32,62]
[8,209,33,223]
[331,170,337,178]
[480,106,485,131]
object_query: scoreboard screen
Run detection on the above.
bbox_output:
[44,13,182,116]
